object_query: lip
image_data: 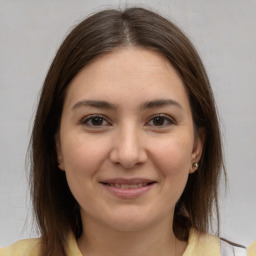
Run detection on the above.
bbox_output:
[100,178,155,184]
[99,178,156,199]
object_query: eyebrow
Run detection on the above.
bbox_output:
[72,100,118,111]
[72,99,182,111]
[140,99,182,110]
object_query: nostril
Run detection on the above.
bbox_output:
[109,142,147,169]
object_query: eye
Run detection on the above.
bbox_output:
[81,115,111,127]
[146,114,175,127]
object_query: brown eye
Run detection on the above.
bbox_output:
[152,116,166,126]
[81,115,110,127]
[91,117,104,126]
[147,114,174,127]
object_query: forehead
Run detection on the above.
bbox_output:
[63,47,190,111]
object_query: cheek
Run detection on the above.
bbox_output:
[150,135,193,198]
[152,135,192,175]
[60,133,112,198]
[61,133,108,173]
[61,134,111,206]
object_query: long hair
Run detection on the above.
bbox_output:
[30,7,224,255]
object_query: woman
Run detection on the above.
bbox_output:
[0,7,251,256]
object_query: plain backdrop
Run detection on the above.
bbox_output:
[0,0,255,247]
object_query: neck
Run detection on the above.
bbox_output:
[77,215,187,256]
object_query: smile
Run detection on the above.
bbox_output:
[99,179,156,198]
[103,182,155,189]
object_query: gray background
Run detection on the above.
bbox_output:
[0,0,255,247]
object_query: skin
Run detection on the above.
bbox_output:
[56,48,204,256]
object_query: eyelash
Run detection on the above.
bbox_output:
[146,114,176,127]
[80,114,111,127]
[80,114,176,128]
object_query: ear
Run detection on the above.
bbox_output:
[55,133,65,171]
[190,128,205,174]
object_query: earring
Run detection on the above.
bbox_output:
[192,162,199,170]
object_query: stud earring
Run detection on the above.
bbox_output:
[192,162,199,170]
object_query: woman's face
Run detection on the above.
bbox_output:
[56,48,203,232]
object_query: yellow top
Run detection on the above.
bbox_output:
[248,241,256,256]
[0,229,252,256]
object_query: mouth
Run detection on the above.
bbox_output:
[99,178,156,198]
[100,181,156,189]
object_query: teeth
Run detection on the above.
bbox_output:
[107,183,149,189]
[121,184,129,189]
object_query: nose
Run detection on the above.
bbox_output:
[109,125,147,169]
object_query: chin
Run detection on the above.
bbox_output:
[104,210,162,232]
[109,219,151,232]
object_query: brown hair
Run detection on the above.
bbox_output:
[30,7,224,255]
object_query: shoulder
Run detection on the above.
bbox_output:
[0,238,41,256]
[183,229,220,256]
[184,229,247,256]
[220,239,247,256]
[248,241,256,256]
